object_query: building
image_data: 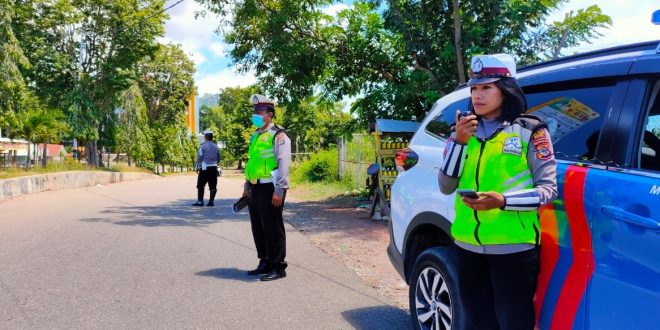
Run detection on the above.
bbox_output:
[184,89,200,136]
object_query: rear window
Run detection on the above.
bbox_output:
[425,98,469,140]
[525,83,616,162]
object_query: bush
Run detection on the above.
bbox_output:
[292,148,339,183]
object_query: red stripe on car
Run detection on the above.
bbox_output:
[551,166,595,330]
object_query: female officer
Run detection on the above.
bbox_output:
[439,53,558,330]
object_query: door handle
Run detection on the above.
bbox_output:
[601,205,660,230]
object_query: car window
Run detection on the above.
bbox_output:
[525,82,616,162]
[639,79,660,172]
[425,98,470,140]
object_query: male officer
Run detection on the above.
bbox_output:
[243,94,291,281]
[192,130,220,206]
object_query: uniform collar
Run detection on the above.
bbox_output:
[256,123,274,134]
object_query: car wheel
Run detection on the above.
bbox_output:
[409,247,464,330]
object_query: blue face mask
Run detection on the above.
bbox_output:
[252,114,265,127]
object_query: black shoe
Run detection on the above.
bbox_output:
[206,201,214,206]
[260,269,286,281]
[192,201,204,206]
[247,260,271,275]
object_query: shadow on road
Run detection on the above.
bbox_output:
[195,268,259,282]
[80,198,249,228]
[341,306,411,329]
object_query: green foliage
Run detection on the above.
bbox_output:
[197,0,612,126]
[522,5,613,62]
[138,43,196,125]
[0,0,30,128]
[116,84,154,164]
[12,0,168,166]
[292,148,339,183]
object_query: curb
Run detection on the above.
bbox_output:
[0,171,160,202]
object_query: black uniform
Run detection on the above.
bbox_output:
[244,123,291,280]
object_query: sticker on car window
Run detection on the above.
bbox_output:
[526,97,600,142]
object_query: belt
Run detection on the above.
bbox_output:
[248,178,273,184]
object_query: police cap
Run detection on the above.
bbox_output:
[468,53,517,86]
[250,94,276,113]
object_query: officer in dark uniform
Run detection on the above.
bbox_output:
[192,130,221,206]
[243,94,291,281]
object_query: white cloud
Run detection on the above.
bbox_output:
[208,42,227,57]
[195,68,258,95]
[163,0,220,50]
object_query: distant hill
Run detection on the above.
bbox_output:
[197,93,219,111]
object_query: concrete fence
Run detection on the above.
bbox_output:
[0,171,159,202]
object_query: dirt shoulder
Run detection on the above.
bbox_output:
[284,191,409,310]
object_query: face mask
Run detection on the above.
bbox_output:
[252,114,265,127]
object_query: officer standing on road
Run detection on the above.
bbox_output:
[192,130,220,207]
[243,94,291,281]
[439,54,557,329]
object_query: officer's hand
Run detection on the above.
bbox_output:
[461,191,504,211]
[272,193,283,207]
[455,110,478,145]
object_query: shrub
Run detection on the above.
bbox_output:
[292,148,338,183]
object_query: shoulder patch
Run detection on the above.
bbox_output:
[443,137,455,159]
[278,136,286,145]
[532,129,553,160]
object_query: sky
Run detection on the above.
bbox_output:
[161,0,660,96]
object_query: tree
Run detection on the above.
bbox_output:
[543,5,612,60]
[12,0,167,166]
[197,0,612,126]
[19,107,67,167]
[213,86,260,169]
[136,43,196,171]
[116,84,153,166]
[0,0,30,131]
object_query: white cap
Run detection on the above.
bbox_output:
[250,94,276,107]
[468,53,517,86]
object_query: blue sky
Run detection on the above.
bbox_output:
[161,0,660,96]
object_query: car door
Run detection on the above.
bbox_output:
[520,75,628,330]
[586,74,660,329]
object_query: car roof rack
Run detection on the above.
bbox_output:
[452,40,660,91]
[519,40,659,73]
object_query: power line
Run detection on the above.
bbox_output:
[151,0,186,21]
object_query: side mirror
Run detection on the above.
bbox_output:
[653,10,660,25]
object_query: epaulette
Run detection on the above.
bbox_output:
[271,124,287,138]
[513,114,547,132]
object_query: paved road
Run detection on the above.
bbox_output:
[0,175,409,329]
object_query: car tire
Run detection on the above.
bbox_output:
[409,247,465,330]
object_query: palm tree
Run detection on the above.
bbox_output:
[20,108,67,167]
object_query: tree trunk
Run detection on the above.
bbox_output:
[32,143,37,168]
[86,141,98,167]
[237,159,243,170]
[553,26,570,59]
[452,0,466,84]
[42,140,48,167]
[128,154,132,166]
[26,142,31,167]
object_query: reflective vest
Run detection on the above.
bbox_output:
[452,120,540,246]
[245,126,282,180]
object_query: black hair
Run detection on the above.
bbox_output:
[204,132,213,140]
[467,77,527,123]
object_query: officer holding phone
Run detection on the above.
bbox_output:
[438,54,557,329]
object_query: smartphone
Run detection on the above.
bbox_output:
[457,189,480,199]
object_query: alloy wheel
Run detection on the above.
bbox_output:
[414,267,452,330]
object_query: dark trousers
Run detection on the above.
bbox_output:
[456,246,540,330]
[248,183,287,270]
[196,167,218,191]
